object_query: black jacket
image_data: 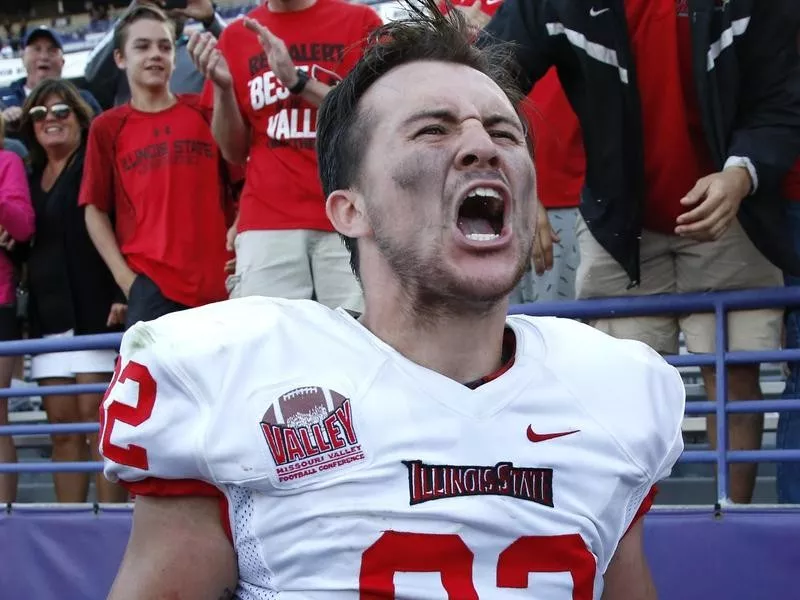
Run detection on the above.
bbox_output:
[485,0,800,283]
[25,144,120,337]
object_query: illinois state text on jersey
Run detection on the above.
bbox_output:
[100,297,685,599]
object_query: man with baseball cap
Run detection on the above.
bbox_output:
[0,26,101,135]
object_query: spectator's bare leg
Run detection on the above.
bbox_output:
[701,365,764,504]
[0,356,17,502]
[76,372,128,503]
[41,378,89,503]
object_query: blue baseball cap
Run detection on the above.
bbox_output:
[23,26,64,51]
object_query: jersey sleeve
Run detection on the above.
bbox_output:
[638,342,686,484]
[100,320,218,497]
[595,337,686,486]
[78,115,116,213]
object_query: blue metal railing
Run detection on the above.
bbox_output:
[0,287,799,504]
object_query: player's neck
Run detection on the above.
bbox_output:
[129,86,176,113]
[267,0,317,13]
[360,293,510,386]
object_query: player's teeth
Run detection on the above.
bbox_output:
[466,233,500,242]
[473,187,501,199]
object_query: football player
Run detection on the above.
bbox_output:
[102,2,685,598]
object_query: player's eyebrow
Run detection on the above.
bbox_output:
[132,37,173,44]
[483,114,524,133]
[401,109,523,133]
[401,108,459,128]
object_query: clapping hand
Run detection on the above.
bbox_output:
[243,17,299,89]
[187,31,233,90]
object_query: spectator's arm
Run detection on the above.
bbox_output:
[0,152,34,242]
[211,84,249,166]
[482,0,556,94]
[84,205,136,298]
[727,1,800,193]
[193,24,250,165]
[80,116,136,295]
[296,78,333,108]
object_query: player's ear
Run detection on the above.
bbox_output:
[113,48,126,70]
[326,190,371,240]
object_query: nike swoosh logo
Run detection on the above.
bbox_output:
[589,7,610,17]
[527,425,580,443]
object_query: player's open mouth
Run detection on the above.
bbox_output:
[456,185,508,243]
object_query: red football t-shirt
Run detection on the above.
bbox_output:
[79,95,237,307]
[208,0,383,233]
[442,0,584,209]
[784,158,800,201]
[631,0,717,233]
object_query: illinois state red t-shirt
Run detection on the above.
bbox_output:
[79,95,236,307]
[208,0,383,233]
[442,0,583,209]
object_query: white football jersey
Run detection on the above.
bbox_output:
[101,297,685,599]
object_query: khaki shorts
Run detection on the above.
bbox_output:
[229,229,363,312]
[575,216,783,355]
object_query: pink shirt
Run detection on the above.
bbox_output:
[0,150,34,305]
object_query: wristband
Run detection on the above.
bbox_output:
[201,3,219,29]
[288,69,309,95]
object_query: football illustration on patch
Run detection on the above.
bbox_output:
[261,387,365,483]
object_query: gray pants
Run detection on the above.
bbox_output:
[511,207,580,304]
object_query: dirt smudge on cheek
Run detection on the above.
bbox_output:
[390,149,447,194]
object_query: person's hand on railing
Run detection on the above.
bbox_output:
[106,303,127,328]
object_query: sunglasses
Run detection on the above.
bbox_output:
[28,103,73,123]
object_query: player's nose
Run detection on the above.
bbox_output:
[454,122,500,171]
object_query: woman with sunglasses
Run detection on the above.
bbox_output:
[19,80,127,503]
[0,114,35,503]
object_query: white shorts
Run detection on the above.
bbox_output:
[30,330,117,381]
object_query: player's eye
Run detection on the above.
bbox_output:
[489,130,520,142]
[415,125,446,137]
